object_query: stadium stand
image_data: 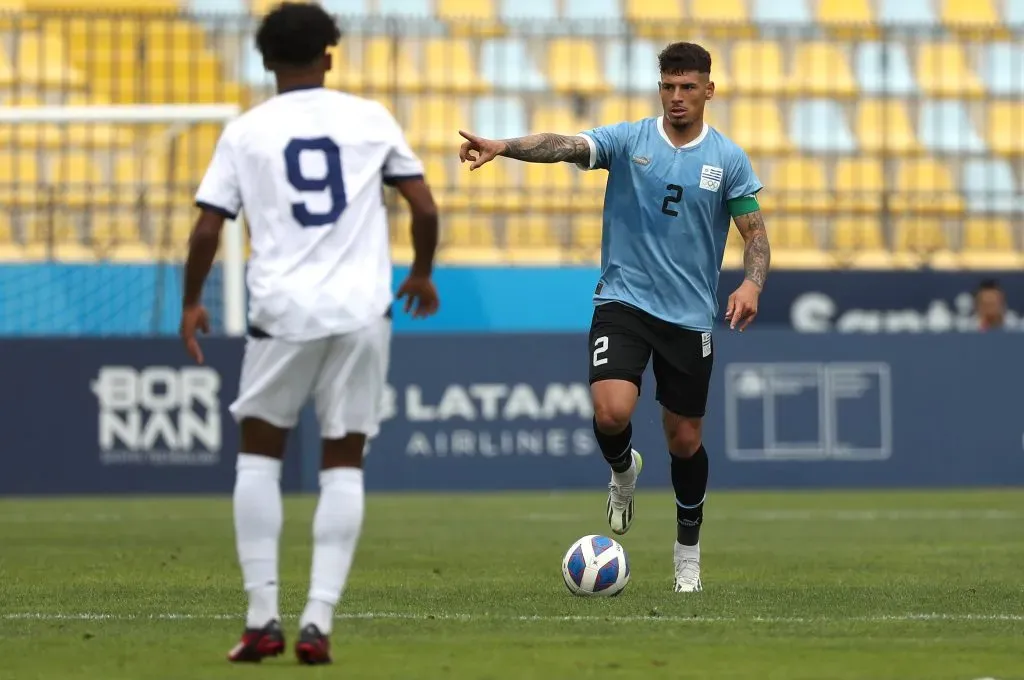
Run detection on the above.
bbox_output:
[0,0,1020,270]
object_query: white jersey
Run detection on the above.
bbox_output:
[195,86,423,341]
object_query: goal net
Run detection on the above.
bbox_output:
[0,104,246,337]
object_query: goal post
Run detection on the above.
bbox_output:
[0,104,247,337]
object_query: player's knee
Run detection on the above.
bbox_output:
[665,419,702,458]
[593,404,631,435]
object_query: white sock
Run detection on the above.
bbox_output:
[675,540,700,563]
[234,453,283,629]
[611,452,637,486]
[300,467,365,635]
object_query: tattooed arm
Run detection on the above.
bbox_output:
[458,129,590,170]
[498,133,591,164]
[733,209,771,290]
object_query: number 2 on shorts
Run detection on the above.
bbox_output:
[592,335,609,367]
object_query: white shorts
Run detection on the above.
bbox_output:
[228,317,391,439]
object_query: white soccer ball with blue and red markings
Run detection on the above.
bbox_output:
[561,534,630,597]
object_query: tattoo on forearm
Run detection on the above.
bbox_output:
[500,133,590,164]
[738,211,770,289]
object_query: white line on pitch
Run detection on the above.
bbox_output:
[524,509,1022,522]
[3,612,1022,624]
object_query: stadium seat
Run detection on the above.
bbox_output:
[480,39,548,91]
[545,40,611,94]
[878,0,937,31]
[421,39,490,94]
[23,0,176,10]
[327,38,415,94]
[378,0,432,18]
[604,40,661,93]
[1008,0,1024,31]
[817,0,877,37]
[985,103,1024,155]
[450,158,522,212]
[89,216,148,260]
[532,105,592,135]
[438,215,503,264]
[473,96,528,140]
[918,101,986,154]
[916,43,985,98]
[0,214,22,261]
[727,42,794,95]
[855,42,918,95]
[523,163,576,211]
[186,0,245,17]
[768,217,832,269]
[961,159,1024,214]
[834,158,884,213]
[855,100,921,154]
[499,0,557,23]
[983,43,1024,96]
[893,217,950,254]
[564,0,626,35]
[891,159,965,215]
[16,32,86,89]
[689,0,756,37]
[570,214,602,250]
[751,0,813,28]
[0,153,40,207]
[437,0,504,37]
[406,97,471,152]
[765,158,832,214]
[961,218,1022,269]
[625,0,687,39]
[727,99,791,154]
[505,215,565,263]
[940,0,1006,35]
[831,217,893,268]
[789,99,857,153]
[597,97,661,124]
[791,43,858,97]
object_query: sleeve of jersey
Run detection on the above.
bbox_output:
[194,131,242,219]
[575,122,629,171]
[382,119,425,185]
[724,147,764,208]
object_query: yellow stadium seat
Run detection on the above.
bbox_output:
[0,153,41,207]
[891,159,965,215]
[817,0,877,37]
[437,0,504,37]
[768,217,832,269]
[726,100,791,154]
[597,97,661,124]
[405,97,470,152]
[940,0,1007,36]
[834,158,884,213]
[727,42,793,96]
[986,103,1024,156]
[24,0,176,10]
[961,218,1022,269]
[329,38,419,94]
[451,159,522,212]
[421,40,490,94]
[894,218,949,252]
[626,0,688,38]
[16,33,86,89]
[916,43,984,98]
[0,213,23,261]
[545,40,610,95]
[690,0,755,37]
[0,44,13,85]
[438,214,503,264]
[505,215,564,264]
[570,214,602,250]
[765,158,832,214]
[855,100,921,155]
[523,163,575,211]
[90,215,147,259]
[791,43,858,97]
[54,153,114,208]
[831,217,893,268]
[532,106,592,135]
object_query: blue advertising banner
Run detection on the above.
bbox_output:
[1,332,1023,495]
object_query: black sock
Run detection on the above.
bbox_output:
[593,417,633,473]
[672,445,709,546]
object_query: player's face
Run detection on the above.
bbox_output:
[658,71,713,128]
[976,289,1006,324]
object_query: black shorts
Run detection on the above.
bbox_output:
[588,301,714,418]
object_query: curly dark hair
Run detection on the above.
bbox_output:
[658,42,712,76]
[256,2,341,69]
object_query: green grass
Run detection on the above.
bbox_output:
[1,489,1023,680]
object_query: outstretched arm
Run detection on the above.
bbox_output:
[733,209,770,290]
[459,130,589,169]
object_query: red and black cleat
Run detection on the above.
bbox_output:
[294,624,332,665]
[227,620,285,663]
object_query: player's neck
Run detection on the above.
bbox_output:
[661,117,704,148]
[275,75,325,94]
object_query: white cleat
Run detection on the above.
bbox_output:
[606,450,643,536]
[673,544,703,593]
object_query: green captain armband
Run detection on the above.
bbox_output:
[726,194,760,218]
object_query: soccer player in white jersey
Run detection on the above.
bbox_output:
[179,2,440,666]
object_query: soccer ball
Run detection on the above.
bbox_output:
[561,534,630,597]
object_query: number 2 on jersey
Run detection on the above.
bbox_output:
[661,184,683,217]
[284,137,347,227]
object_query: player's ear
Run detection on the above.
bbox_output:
[323,51,332,73]
[706,80,715,100]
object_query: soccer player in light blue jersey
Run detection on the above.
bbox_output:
[458,42,771,593]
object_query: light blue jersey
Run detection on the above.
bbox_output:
[577,117,763,332]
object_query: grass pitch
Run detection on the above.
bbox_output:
[1,489,1022,680]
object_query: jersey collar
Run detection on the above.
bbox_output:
[657,117,709,150]
[279,84,325,94]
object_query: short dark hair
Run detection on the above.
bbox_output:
[976,278,1003,296]
[658,42,712,76]
[256,2,341,69]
